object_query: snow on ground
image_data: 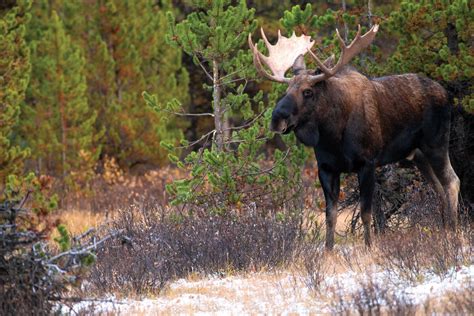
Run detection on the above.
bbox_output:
[64,265,473,315]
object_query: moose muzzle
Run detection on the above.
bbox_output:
[270,94,297,134]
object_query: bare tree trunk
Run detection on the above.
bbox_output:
[59,91,67,186]
[367,0,373,27]
[342,0,348,43]
[37,157,42,175]
[444,22,459,54]
[212,59,224,152]
[359,0,374,68]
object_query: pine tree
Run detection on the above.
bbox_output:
[23,8,100,190]
[86,0,189,168]
[166,0,257,151]
[19,0,188,172]
[146,0,308,211]
[0,0,31,186]
[386,0,473,112]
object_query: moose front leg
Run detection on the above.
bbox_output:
[319,168,340,250]
[358,164,376,247]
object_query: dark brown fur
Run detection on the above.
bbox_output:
[271,66,460,249]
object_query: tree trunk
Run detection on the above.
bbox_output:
[59,91,67,184]
[367,0,373,27]
[223,109,230,149]
[444,22,459,54]
[37,157,42,175]
[341,0,348,43]
[212,59,224,151]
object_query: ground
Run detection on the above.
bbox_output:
[63,255,473,315]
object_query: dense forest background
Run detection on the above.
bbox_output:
[1,0,472,204]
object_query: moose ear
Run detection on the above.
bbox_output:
[323,54,335,68]
[292,55,306,75]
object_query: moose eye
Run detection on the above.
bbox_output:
[303,89,313,98]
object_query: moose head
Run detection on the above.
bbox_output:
[249,25,460,249]
[249,25,378,136]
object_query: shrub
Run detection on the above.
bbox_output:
[0,196,123,314]
[298,241,326,293]
[87,201,311,297]
[329,273,416,316]
[0,212,60,315]
[375,226,472,284]
[440,283,474,314]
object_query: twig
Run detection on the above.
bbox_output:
[174,129,216,149]
[195,55,214,81]
[167,110,214,117]
[50,296,128,304]
[17,191,31,210]
[223,108,267,132]
[73,227,95,242]
[48,229,124,263]
[219,77,247,86]
[243,148,291,177]
[218,64,252,82]
[221,135,271,145]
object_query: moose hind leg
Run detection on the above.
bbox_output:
[424,149,460,229]
[358,164,376,247]
[421,104,460,228]
[413,149,448,224]
[437,155,460,228]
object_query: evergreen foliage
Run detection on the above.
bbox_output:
[0,0,31,186]
[19,0,189,177]
[0,1,58,220]
[85,0,189,167]
[23,7,100,190]
[166,0,257,151]
[385,0,473,111]
[146,0,308,211]
[0,0,471,200]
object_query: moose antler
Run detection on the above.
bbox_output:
[248,28,314,83]
[307,24,379,83]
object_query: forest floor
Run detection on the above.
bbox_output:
[58,208,472,314]
[55,167,473,315]
[64,262,473,315]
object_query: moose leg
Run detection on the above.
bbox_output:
[424,150,460,229]
[420,105,460,228]
[319,169,340,250]
[358,164,375,247]
[413,149,449,225]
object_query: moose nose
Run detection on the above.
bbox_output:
[273,94,297,120]
[272,94,295,119]
[271,95,296,133]
[271,107,291,121]
[270,107,291,132]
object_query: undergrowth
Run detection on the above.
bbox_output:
[85,201,320,297]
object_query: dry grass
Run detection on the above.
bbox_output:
[55,209,108,234]
[423,282,473,314]
[49,209,109,244]
[313,209,357,238]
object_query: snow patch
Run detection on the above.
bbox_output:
[62,264,473,314]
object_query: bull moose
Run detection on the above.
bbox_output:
[248,25,460,249]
